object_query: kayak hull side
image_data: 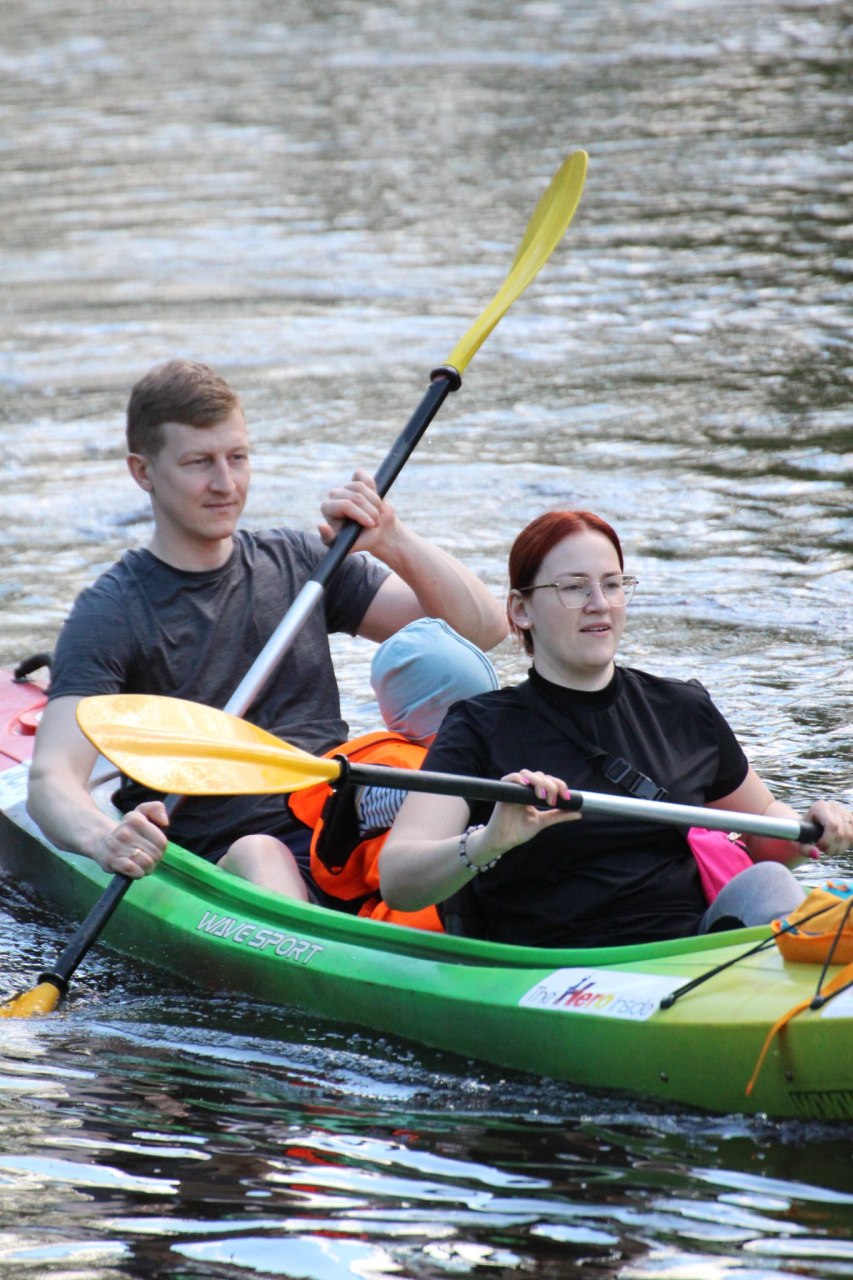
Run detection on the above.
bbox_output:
[2,764,851,1120]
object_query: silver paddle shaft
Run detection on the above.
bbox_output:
[337,760,822,844]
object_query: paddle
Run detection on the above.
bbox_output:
[0,151,588,1019]
[225,150,587,715]
[75,694,824,846]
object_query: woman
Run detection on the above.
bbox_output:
[379,511,853,947]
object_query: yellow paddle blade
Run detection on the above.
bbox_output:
[0,981,63,1018]
[445,149,587,374]
[76,694,341,796]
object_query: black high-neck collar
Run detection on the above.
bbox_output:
[527,664,623,711]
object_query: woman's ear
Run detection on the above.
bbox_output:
[507,589,531,632]
[127,452,153,492]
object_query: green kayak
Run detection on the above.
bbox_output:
[1,672,851,1120]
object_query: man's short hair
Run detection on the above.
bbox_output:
[126,359,242,456]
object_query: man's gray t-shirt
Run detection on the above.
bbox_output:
[49,528,390,860]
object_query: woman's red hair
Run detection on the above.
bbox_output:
[507,511,624,653]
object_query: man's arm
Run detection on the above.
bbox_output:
[319,469,507,648]
[27,696,168,878]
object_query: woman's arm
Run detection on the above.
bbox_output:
[379,770,580,911]
[708,765,853,863]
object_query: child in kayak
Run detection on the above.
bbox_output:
[379,510,853,946]
[289,617,499,928]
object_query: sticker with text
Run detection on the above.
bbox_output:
[519,967,684,1021]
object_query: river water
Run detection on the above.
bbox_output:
[1,0,852,1276]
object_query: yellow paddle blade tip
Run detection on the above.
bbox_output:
[445,149,588,374]
[0,982,63,1018]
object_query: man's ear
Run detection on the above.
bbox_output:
[127,452,153,492]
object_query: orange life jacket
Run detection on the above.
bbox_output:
[289,731,443,933]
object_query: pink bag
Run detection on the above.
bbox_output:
[687,827,752,903]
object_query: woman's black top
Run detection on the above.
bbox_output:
[423,666,749,948]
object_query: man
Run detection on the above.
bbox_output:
[27,359,506,901]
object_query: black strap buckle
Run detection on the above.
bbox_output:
[604,757,669,802]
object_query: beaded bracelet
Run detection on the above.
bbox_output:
[458,824,500,874]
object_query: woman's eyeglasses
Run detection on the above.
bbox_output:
[518,574,638,609]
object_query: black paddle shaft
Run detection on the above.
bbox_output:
[40,873,132,991]
[311,366,461,585]
[335,757,585,810]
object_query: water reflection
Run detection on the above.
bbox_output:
[1,1004,852,1278]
